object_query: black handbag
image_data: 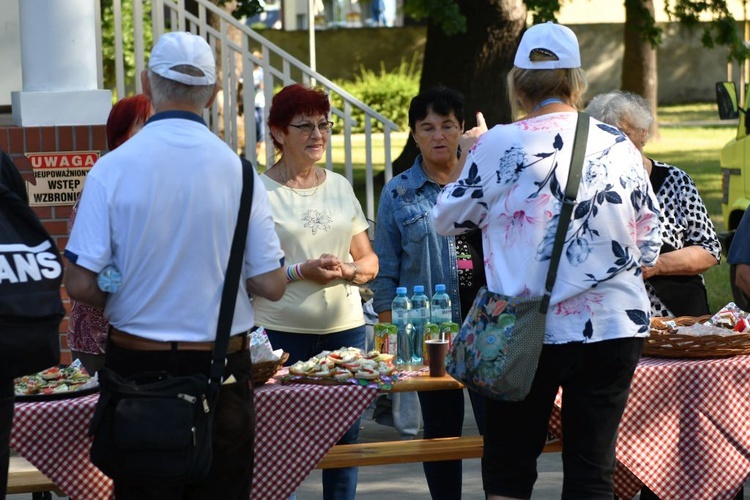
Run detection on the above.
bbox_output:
[88,159,254,484]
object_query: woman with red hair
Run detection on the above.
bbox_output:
[254,84,378,500]
[105,94,153,150]
[67,94,153,374]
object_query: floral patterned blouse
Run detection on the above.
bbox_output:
[67,198,108,355]
[433,112,663,344]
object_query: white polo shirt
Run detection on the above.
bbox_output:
[66,111,284,342]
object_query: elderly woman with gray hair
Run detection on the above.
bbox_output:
[586,91,721,319]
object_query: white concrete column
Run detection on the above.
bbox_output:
[0,0,21,107]
[11,0,111,126]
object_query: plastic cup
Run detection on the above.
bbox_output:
[425,340,449,377]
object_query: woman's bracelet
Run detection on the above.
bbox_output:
[344,262,359,284]
[286,263,305,283]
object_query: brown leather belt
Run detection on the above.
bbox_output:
[109,327,248,353]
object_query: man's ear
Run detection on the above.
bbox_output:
[141,70,152,100]
[205,82,220,109]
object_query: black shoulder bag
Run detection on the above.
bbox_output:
[89,160,254,485]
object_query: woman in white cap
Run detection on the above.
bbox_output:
[432,22,662,498]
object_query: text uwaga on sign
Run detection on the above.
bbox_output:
[25,151,100,206]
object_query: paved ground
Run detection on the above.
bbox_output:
[294,392,562,499]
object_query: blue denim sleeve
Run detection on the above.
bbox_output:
[371,185,401,314]
[728,209,750,264]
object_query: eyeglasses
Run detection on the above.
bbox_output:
[416,123,461,136]
[288,121,334,136]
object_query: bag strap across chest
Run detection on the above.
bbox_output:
[540,112,590,313]
[209,159,255,387]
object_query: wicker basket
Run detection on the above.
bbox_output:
[252,352,289,386]
[644,315,750,358]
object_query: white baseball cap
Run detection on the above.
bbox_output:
[149,32,217,86]
[514,22,581,70]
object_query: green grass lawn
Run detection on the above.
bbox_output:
[657,102,721,124]
[317,103,739,313]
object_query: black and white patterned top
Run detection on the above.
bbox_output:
[646,159,722,317]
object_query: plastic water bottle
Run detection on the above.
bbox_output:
[410,285,430,364]
[97,265,122,293]
[431,284,452,334]
[392,287,413,365]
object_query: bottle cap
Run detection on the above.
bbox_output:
[414,285,424,293]
[396,287,407,295]
[435,284,446,293]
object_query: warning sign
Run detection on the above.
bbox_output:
[25,151,100,206]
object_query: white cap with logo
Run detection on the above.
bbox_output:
[149,31,217,86]
[514,22,581,70]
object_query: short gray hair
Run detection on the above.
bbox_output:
[585,90,653,133]
[148,65,215,109]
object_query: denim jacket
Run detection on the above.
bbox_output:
[371,155,461,320]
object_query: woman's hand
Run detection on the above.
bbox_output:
[641,265,658,280]
[451,112,488,183]
[300,254,344,284]
[641,246,718,280]
[297,231,379,286]
[460,111,488,154]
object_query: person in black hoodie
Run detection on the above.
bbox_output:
[1,148,27,201]
[0,148,30,496]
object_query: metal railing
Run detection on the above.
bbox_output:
[98,0,399,226]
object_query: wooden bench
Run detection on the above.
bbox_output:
[7,455,64,499]
[316,435,562,469]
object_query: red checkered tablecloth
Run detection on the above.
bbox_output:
[549,355,750,500]
[10,381,378,500]
[11,393,110,500]
[251,382,378,500]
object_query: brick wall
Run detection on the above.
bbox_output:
[1,124,108,365]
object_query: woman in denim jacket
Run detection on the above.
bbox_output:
[371,86,486,500]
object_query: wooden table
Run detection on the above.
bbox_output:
[317,366,482,469]
[386,366,464,392]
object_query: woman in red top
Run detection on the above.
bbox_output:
[67,94,153,374]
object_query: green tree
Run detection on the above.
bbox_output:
[100,0,154,98]
[390,0,529,172]
[229,0,749,169]
[391,0,750,170]
[622,0,660,139]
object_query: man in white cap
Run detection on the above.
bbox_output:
[65,31,286,498]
